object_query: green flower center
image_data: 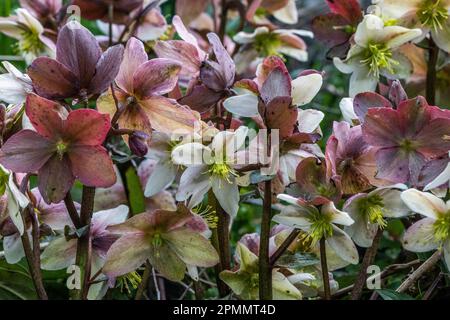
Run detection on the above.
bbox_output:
[361,43,398,78]
[399,139,417,152]
[209,162,237,183]
[433,213,450,242]
[56,141,68,159]
[151,233,163,248]
[307,210,333,245]
[249,273,259,289]
[192,204,218,229]
[117,271,142,293]
[359,195,387,228]
[254,32,282,57]
[418,0,449,31]
[17,29,44,56]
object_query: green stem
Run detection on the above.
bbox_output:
[259,179,273,300]
[72,186,96,300]
[426,37,438,105]
[320,237,331,300]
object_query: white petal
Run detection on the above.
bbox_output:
[322,202,354,226]
[339,98,357,124]
[277,46,308,61]
[291,74,323,106]
[327,227,359,264]
[233,27,269,44]
[376,0,422,19]
[375,189,411,218]
[402,218,439,252]
[223,94,260,117]
[275,29,314,38]
[144,162,176,197]
[354,14,385,47]
[16,8,44,35]
[424,161,450,191]
[172,143,209,166]
[297,109,324,132]
[277,194,300,206]
[432,22,450,53]
[272,205,313,230]
[212,176,239,217]
[176,165,210,207]
[349,67,378,97]
[92,205,129,231]
[41,237,77,270]
[3,234,25,264]
[272,0,298,24]
[400,189,446,219]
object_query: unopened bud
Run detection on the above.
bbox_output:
[129,131,150,157]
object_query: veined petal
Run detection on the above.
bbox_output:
[65,109,110,146]
[402,218,440,252]
[424,162,450,191]
[116,37,148,93]
[89,44,124,95]
[0,130,54,173]
[3,234,25,264]
[272,204,312,230]
[38,155,74,204]
[154,40,201,76]
[172,143,209,167]
[297,109,324,133]
[354,14,385,47]
[272,0,298,24]
[211,176,239,217]
[41,237,77,270]
[144,162,176,197]
[327,227,359,264]
[68,145,116,188]
[322,201,354,226]
[400,189,446,219]
[25,93,64,139]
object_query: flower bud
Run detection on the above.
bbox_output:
[129,131,150,157]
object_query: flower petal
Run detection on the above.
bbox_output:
[3,234,25,264]
[0,130,54,173]
[25,93,64,139]
[322,201,354,226]
[402,218,439,252]
[65,109,111,145]
[223,94,260,118]
[327,227,359,264]
[291,73,323,106]
[89,44,124,95]
[400,189,445,219]
[68,145,116,188]
[28,57,79,99]
[133,58,181,99]
[212,176,240,217]
[144,162,176,197]
[116,37,148,93]
[38,155,74,204]
[41,237,77,270]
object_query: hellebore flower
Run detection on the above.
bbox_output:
[0,165,29,235]
[0,61,33,105]
[19,0,62,23]
[97,37,199,138]
[172,126,249,217]
[344,185,411,247]
[72,0,144,24]
[333,14,422,97]
[246,0,299,25]
[28,21,124,100]
[233,27,313,73]
[375,0,450,53]
[102,205,219,282]
[312,0,363,55]
[0,94,116,204]
[178,32,236,114]
[41,205,129,300]
[224,56,323,127]
[295,157,342,205]
[219,242,303,300]
[273,194,358,265]
[154,15,207,81]
[362,96,450,186]
[401,189,450,270]
[0,9,56,64]
[326,121,382,194]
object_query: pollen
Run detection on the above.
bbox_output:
[17,29,44,56]
[306,210,334,246]
[254,32,283,57]
[209,162,237,183]
[359,195,387,228]
[56,141,68,159]
[361,43,399,78]
[433,213,450,243]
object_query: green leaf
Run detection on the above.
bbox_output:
[376,289,415,300]
[276,252,320,270]
[0,260,38,300]
[249,171,275,184]
[125,166,146,215]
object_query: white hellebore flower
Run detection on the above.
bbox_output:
[339,97,358,125]
[0,165,29,235]
[344,184,411,247]
[273,194,359,265]
[0,9,56,64]
[172,126,249,217]
[333,14,422,97]
[401,189,450,269]
[0,61,33,105]
[374,0,450,53]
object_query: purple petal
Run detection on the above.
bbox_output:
[154,40,202,76]
[28,57,79,99]
[89,44,124,95]
[265,96,296,139]
[133,58,181,99]
[38,155,75,204]
[353,92,393,123]
[116,37,148,93]
[0,130,54,173]
[206,33,235,88]
[25,94,64,139]
[178,84,224,113]
[260,67,291,105]
[56,21,102,88]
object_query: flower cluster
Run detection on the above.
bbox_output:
[0,0,449,301]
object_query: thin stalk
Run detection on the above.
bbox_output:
[135,261,152,300]
[269,229,300,266]
[259,179,273,299]
[426,37,438,105]
[218,0,228,42]
[108,4,114,47]
[64,192,82,229]
[422,272,442,300]
[320,237,331,300]
[350,228,383,300]
[72,186,96,300]
[208,190,230,297]
[396,250,442,293]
